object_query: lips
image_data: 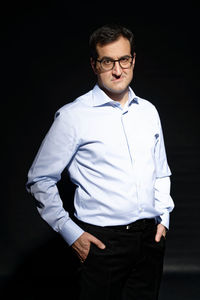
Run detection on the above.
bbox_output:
[111,75,124,82]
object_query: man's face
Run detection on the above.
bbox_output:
[91,36,135,100]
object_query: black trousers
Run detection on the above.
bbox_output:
[75,218,165,300]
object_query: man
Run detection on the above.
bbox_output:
[27,24,174,299]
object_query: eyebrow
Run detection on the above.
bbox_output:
[98,55,131,60]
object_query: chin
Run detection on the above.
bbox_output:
[107,85,128,95]
[99,79,130,97]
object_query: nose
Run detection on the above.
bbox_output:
[112,61,122,76]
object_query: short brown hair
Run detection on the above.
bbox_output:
[89,23,135,60]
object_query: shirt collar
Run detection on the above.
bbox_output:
[92,84,138,107]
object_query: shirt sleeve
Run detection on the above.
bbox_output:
[26,109,84,245]
[154,109,174,229]
[154,111,172,178]
[154,176,174,229]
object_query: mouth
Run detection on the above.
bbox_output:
[111,75,124,82]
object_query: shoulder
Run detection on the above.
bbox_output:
[133,96,162,129]
[137,96,156,110]
[54,89,93,120]
[136,96,160,117]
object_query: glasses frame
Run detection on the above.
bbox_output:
[96,55,134,71]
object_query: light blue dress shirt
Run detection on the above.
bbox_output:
[27,84,174,245]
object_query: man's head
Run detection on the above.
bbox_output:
[89,24,136,102]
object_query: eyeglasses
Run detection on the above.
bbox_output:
[96,55,133,71]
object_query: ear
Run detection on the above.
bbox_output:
[90,58,98,74]
[132,52,136,66]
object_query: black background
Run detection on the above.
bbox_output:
[1,1,200,299]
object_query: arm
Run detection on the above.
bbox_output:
[26,109,84,245]
[153,109,174,239]
[154,176,174,241]
[154,176,174,230]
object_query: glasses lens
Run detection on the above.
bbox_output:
[119,56,132,68]
[101,58,114,70]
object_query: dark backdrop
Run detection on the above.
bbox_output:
[1,2,200,299]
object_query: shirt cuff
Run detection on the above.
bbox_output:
[58,218,84,246]
[159,210,170,230]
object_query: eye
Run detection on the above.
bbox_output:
[120,56,129,63]
[102,58,113,65]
